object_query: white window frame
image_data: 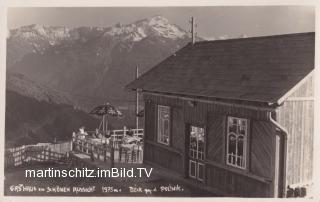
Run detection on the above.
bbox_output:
[188,125,206,182]
[197,162,205,181]
[226,116,248,169]
[189,126,205,161]
[189,160,197,179]
[157,105,170,145]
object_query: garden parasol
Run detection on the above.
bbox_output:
[90,103,123,136]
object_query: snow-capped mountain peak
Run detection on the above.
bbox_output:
[103,15,188,41]
[9,16,189,44]
[7,15,193,69]
[144,15,187,39]
[11,24,71,39]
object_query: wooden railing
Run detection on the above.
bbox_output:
[74,127,143,148]
[111,128,144,139]
[72,127,144,164]
[85,128,144,139]
[118,143,143,163]
[25,149,67,164]
[72,136,113,162]
[5,144,70,168]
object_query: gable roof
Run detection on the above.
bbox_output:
[126,32,314,104]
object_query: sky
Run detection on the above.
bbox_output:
[7,6,315,39]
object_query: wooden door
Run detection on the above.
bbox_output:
[188,125,205,182]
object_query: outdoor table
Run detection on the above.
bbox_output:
[89,138,110,145]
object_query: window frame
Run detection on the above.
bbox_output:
[188,124,206,182]
[189,125,205,161]
[157,105,171,145]
[226,116,249,170]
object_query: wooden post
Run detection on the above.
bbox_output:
[97,145,100,160]
[82,141,85,153]
[104,145,107,162]
[102,114,105,135]
[49,149,51,162]
[123,126,127,138]
[90,150,94,162]
[190,16,195,44]
[70,137,73,151]
[110,147,114,168]
[131,147,135,163]
[135,66,139,130]
[105,117,108,136]
[137,144,140,162]
[44,149,46,161]
[22,145,25,163]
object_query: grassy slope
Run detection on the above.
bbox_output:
[5,90,101,147]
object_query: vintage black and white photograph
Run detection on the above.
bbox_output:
[2,5,316,198]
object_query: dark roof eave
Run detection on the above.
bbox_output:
[141,89,279,109]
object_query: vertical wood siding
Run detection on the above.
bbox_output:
[144,94,272,121]
[206,113,224,163]
[250,121,275,179]
[143,93,275,197]
[206,164,271,197]
[277,76,314,186]
[144,142,183,173]
[172,107,185,152]
[289,74,313,97]
[144,101,156,141]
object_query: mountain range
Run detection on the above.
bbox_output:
[6,15,201,146]
[7,15,196,110]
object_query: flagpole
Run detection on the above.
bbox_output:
[104,102,108,137]
[135,65,139,131]
[105,116,108,136]
[101,114,105,144]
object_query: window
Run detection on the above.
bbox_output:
[189,126,205,161]
[226,116,248,169]
[157,105,170,145]
[189,126,205,181]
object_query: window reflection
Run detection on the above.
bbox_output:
[226,117,248,169]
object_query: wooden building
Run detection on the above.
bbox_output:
[126,32,314,197]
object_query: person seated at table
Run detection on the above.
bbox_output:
[78,126,88,139]
[95,128,104,139]
[128,129,134,137]
[95,128,103,139]
[105,130,111,138]
[91,128,100,138]
[73,131,83,139]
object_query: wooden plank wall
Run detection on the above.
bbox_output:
[206,113,224,163]
[144,101,156,141]
[144,93,272,121]
[206,164,271,197]
[277,76,314,186]
[205,115,274,197]
[143,93,276,196]
[171,107,185,153]
[250,121,275,179]
[144,142,183,173]
[206,113,275,180]
[144,99,185,174]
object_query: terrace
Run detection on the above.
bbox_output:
[71,127,144,165]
